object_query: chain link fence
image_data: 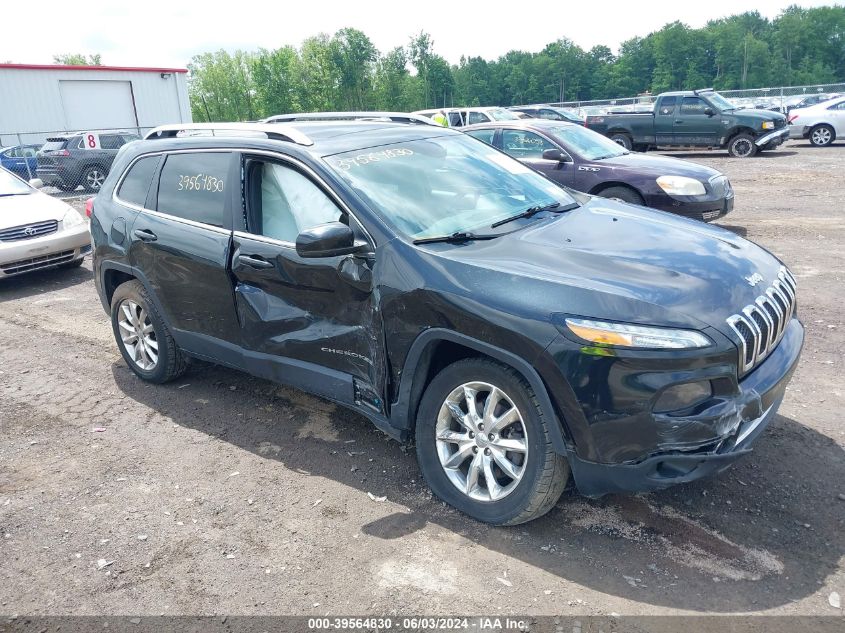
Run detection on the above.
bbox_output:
[550,82,845,116]
[0,127,152,195]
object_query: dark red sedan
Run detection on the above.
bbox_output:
[463,120,734,222]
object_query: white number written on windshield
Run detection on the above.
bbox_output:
[334,148,414,170]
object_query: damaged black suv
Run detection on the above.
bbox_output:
[91,121,803,525]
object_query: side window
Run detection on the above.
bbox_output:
[247,161,343,243]
[116,155,161,207]
[538,109,562,120]
[22,147,37,157]
[466,129,496,146]
[448,112,464,127]
[501,130,556,159]
[658,96,678,115]
[829,101,845,110]
[468,111,490,125]
[100,135,125,150]
[5,148,19,158]
[156,152,230,227]
[680,97,708,115]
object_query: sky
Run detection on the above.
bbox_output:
[0,0,837,69]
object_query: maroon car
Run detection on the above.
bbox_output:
[463,120,734,222]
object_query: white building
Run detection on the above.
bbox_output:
[0,63,192,146]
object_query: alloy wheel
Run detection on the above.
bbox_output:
[812,127,832,146]
[732,138,754,157]
[87,169,105,190]
[117,299,158,370]
[435,381,528,502]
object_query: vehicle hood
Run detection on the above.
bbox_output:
[426,198,786,332]
[732,108,786,123]
[0,191,73,230]
[592,152,722,181]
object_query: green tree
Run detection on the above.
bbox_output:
[53,53,102,65]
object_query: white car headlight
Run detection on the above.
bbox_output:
[62,208,85,229]
[565,318,712,349]
[656,176,707,196]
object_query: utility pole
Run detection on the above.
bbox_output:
[560,77,565,103]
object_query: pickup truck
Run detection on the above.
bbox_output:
[586,89,789,157]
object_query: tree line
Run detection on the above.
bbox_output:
[186,5,845,121]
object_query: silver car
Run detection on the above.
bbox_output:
[0,167,90,278]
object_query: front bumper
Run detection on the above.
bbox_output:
[566,318,803,497]
[646,180,734,222]
[755,127,789,148]
[0,222,91,278]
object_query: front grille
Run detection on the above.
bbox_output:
[0,250,75,276]
[726,266,797,373]
[0,220,59,242]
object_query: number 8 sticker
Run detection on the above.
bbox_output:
[82,132,100,150]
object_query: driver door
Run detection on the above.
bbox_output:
[230,154,381,401]
[674,97,721,145]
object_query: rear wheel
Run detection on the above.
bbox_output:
[597,185,645,206]
[609,133,633,150]
[82,166,107,193]
[110,280,187,383]
[727,133,758,158]
[809,124,835,147]
[415,359,569,525]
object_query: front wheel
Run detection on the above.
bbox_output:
[809,124,835,147]
[727,133,758,158]
[110,280,187,383]
[415,359,569,525]
[597,185,645,206]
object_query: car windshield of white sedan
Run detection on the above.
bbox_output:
[487,108,520,121]
[0,169,33,196]
[325,134,577,239]
[546,124,629,161]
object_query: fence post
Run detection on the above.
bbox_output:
[17,132,34,181]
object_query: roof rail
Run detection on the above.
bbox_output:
[260,111,437,126]
[143,122,313,146]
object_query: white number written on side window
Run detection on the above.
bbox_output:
[334,148,414,170]
[177,174,224,192]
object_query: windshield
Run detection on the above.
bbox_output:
[551,108,583,123]
[704,92,736,111]
[325,134,577,239]
[487,108,520,121]
[0,169,34,196]
[545,124,629,160]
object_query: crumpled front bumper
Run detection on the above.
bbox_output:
[567,318,804,497]
[755,128,790,148]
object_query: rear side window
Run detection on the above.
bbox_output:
[116,156,160,207]
[100,135,126,150]
[468,111,490,125]
[41,139,67,152]
[156,153,230,227]
[658,96,677,115]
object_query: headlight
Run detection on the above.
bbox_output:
[564,318,712,349]
[62,208,85,229]
[761,121,775,130]
[656,175,706,196]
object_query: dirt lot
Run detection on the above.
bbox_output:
[1,141,843,619]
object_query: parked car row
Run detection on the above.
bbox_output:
[1,131,140,194]
[788,95,845,146]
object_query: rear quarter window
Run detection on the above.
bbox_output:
[116,155,161,207]
[155,152,231,227]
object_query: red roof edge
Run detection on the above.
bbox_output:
[0,63,188,74]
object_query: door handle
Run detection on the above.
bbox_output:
[133,228,158,242]
[675,120,684,124]
[237,254,275,269]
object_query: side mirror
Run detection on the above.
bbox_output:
[704,107,715,116]
[295,221,367,258]
[542,148,571,162]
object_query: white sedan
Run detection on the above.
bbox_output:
[788,95,845,147]
[0,167,90,278]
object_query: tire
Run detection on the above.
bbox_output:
[609,133,633,150]
[82,166,107,193]
[597,186,645,206]
[727,133,758,158]
[809,124,835,147]
[110,279,187,383]
[415,358,570,526]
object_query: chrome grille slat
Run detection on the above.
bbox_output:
[0,220,59,242]
[727,266,797,374]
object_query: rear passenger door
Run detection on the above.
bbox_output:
[654,96,677,144]
[127,151,243,360]
[229,154,379,398]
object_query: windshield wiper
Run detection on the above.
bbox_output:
[413,231,500,245]
[491,201,577,229]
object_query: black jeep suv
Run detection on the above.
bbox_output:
[91,121,803,525]
[37,132,140,192]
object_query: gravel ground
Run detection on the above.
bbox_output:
[0,141,843,618]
